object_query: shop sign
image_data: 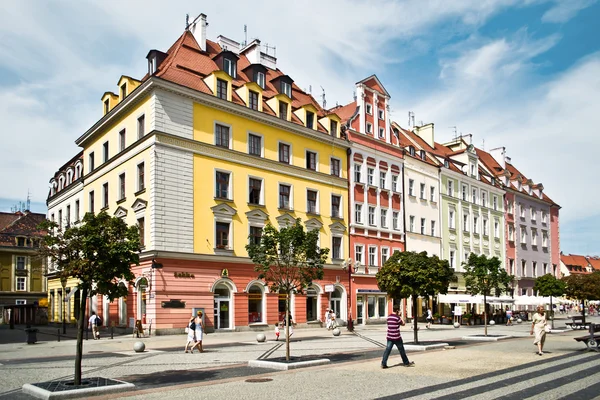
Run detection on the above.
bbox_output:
[325,284,335,292]
[161,300,186,308]
[174,272,195,278]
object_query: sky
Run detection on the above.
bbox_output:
[0,0,598,255]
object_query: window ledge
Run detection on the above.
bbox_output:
[117,197,127,205]
[430,201,437,205]
[331,216,344,222]
[214,197,234,203]
[100,206,109,212]
[278,207,294,212]
[248,322,269,327]
[214,248,234,256]
[248,203,265,208]
[408,194,416,198]
[134,188,146,196]
[307,211,320,217]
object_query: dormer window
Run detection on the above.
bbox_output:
[281,81,292,98]
[444,160,449,168]
[249,90,259,111]
[409,146,415,156]
[255,71,265,88]
[330,120,338,136]
[223,58,237,78]
[217,79,228,100]
[420,150,426,160]
[306,111,315,129]
[104,99,109,114]
[279,101,288,120]
[120,83,126,100]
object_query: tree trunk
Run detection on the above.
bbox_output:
[581,300,586,326]
[74,287,87,385]
[483,293,488,337]
[285,292,290,362]
[412,296,419,344]
[550,298,554,329]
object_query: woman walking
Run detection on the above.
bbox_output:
[191,311,205,353]
[530,305,548,355]
[184,316,196,353]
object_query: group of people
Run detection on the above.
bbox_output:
[275,314,294,340]
[325,309,339,330]
[184,311,205,353]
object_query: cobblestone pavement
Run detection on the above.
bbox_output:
[1,316,598,399]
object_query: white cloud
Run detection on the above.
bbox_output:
[541,0,597,23]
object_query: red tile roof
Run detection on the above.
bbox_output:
[328,101,358,124]
[0,212,47,247]
[585,257,600,271]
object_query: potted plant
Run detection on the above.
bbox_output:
[463,313,472,325]
[433,313,441,324]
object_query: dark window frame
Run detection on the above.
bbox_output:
[216,171,230,199]
[307,190,318,214]
[306,151,317,171]
[249,90,259,111]
[249,178,262,205]
[216,78,228,100]
[216,222,230,248]
[249,134,262,156]
[215,124,230,148]
[331,195,341,218]
[279,143,290,163]
[279,184,291,209]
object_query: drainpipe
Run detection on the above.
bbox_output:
[400,150,408,320]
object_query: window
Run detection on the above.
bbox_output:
[493,196,498,210]
[104,99,109,114]
[248,134,262,156]
[249,90,259,110]
[533,261,538,277]
[216,78,228,100]
[542,211,548,224]
[355,245,364,265]
[430,186,435,202]
[330,120,338,136]
[509,225,515,241]
[420,218,426,235]
[279,101,288,120]
[368,206,376,226]
[119,173,126,200]
[137,162,145,192]
[470,164,475,177]
[473,216,478,234]
[519,204,525,218]
[331,195,341,218]
[137,115,145,139]
[331,158,340,177]
[542,231,548,248]
[120,83,127,99]
[332,237,342,260]
[409,146,415,156]
[103,142,109,163]
[378,127,385,138]
[119,129,126,151]
[256,71,265,88]
[420,183,425,199]
[354,164,362,183]
[279,184,291,209]
[449,250,455,269]
[279,143,290,164]
[367,168,374,185]
[378,109,384,120]
[448,180,453,196]
[249,226,262,246]
[462,185,467,201]
[532,229,538,246]
[521,227,527,244]
[307,190,318,214]
[543,263,548,275]
[381,248,389,266]
[430,220,436,236]
[281,81,292,97]
[89,191,94,213]
[16,256,25,270]
[16,277,26,291]
[531,207,536,221]
[494,220,499,238]
[306,151,317,171]
[366,103,372,114]
[409,216,415,232]
[248,178,262,205]
[392,175,398,192]
[507,200,514,214]
[223,58,236,78]
[216,222,230,249]
[472,188,477,204]
[420,150,426,160]
[216,171,230,199]
[509,259,515,275]
[481,192,487,207]
[74,200,80,222]
[366,123,372,134]
[483,219,488,236]
[215,124,230,148]
[409,179,415,196]
[89,152,95,172]
[58,210,62,229]
[380,171,386,188]
[463,213,469,232]
[138,217,145,247]
[393,211,399,230]
[306,111,315,129]
[449,209,455,229]
[102,183,109,208]
[381,209,388,228]
[351,205,364,227]
[368,247,376,266]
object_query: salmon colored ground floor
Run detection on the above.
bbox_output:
[46,258,408,333]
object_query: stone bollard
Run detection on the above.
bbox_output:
[256,333,266,343]
[133,341,146,353]
[489,320,496,325]
[517,318,523,324]
[332,328,341,336]
[453,322,460,328]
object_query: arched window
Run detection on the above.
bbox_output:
[136,277,148,322]
[118,282,128,326]
[330,287,343,319]
[214,283,232,329]
[248,284,263,323]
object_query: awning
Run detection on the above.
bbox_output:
[438,294,515,304]
[515,296,568,306]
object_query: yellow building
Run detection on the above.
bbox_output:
[46,13,350,332]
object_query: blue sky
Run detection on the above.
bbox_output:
[0,0,598,256]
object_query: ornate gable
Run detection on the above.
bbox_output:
[131,199,148,213]
[276,213,296,228]
[114,206,128,219]
[305,218,323,232]
[245,208,269,225]
[329,221,346,234]
[211,203,237,219]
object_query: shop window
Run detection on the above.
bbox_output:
[329,287,342,318]
[248,284,263,323]
[306,286,318,322]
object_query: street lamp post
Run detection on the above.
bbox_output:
[60,277,67,334]
[345,259,354,332]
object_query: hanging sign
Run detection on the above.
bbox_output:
[325,284,335,293]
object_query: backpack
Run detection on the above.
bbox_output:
[189,321,196,331]
[95,315,102,326]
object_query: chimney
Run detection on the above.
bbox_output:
[489,147,506,169]
[414,123,434,148]
[240,39,262,64]
[190,13,208,51]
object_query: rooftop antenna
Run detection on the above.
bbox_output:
[353,91,357,102]
[450,126,457,140]
[320,86,326,109]
[27,190,31,211]
[481,138,485,150]
[243,24,247,46]
[309,85,312,95]
[264,43,276,57]
[185,14,190,30]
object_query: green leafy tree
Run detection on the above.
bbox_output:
[38,212,140,385]
[562,272,600,325]
[463,254,514,336]
[376,251,455,344]
[533,274,566,328]
[246,220,328,361]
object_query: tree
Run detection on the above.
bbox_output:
[376,251,455,344]
[246,220,328,361]
[463,254,514,336]
[562,272,600,325]
[38,212,140,385]
[533,274,566,329]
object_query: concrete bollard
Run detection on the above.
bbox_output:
[58,329,61,342]
[256,333,266,343]
[332,328,341,336]
[133,341,146,352]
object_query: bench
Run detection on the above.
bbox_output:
[566,316,588,330]
[574,324,600,352]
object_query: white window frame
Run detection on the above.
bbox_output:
[366,122,373,134]
[392,211,399,230]
[306,188,320,214]
[462,185,467,201]
[367,168,374,186]
[509,225,515,241]
[381,247,389,266]
[420,183,425,199]
[448,180,453,196]
[214,219,232,251]
[531,207,536,221]
[483,219,488,236]
[473,216,478,234]
[430,186,435,202]
[409,179,415,196]
[247,131,264,157]
[256,71,265,88]
[16,277,26,291]
[248,175,265,206]
[380,208,388,228]
[472,188,477,204]
[378,109,384,120]
[449,250,455,269]
[379,171,386,189]
[521,227,527,244]
[409,216,415,232]
[331,235,343,260]
[481,191,487,207]
[214,121,233,149]
[282,81,292,97]
[392,175,398,192]
[494,220,499,238]
[354,163,362,183]
[420,218,426,235]
[223,58,236,78]
[215,168,233,200]
[368,206,376,226]
[430,220,436,236]
[368,246,377,266]
[366,103,373,115]
[493,196,498,210]
[378,127,385,138]
[449,209,455,230]
[355,245,364,265]
[355,203,363,224]
[463,212,469,232]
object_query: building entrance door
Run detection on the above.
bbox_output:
[357,297,364,325]
[213,298,230,329]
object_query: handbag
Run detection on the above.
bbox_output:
[185,327,189,333]
[544,325,551,333]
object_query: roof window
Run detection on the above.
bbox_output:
[223,57,237,78]
[281,81,291,98]
[255,71,265,88]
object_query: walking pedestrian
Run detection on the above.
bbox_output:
[505,307,513,326]
[88,311,101,340]
[191,311,204,353]
[381,305,414,368]
[184,316,196,353]
[274,322,280,341]
[425,308,433,329]
[282,314,294,337]
[325,309,332,330]
[530,305,548,355]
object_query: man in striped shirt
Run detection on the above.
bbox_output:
[381,305,415,368]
